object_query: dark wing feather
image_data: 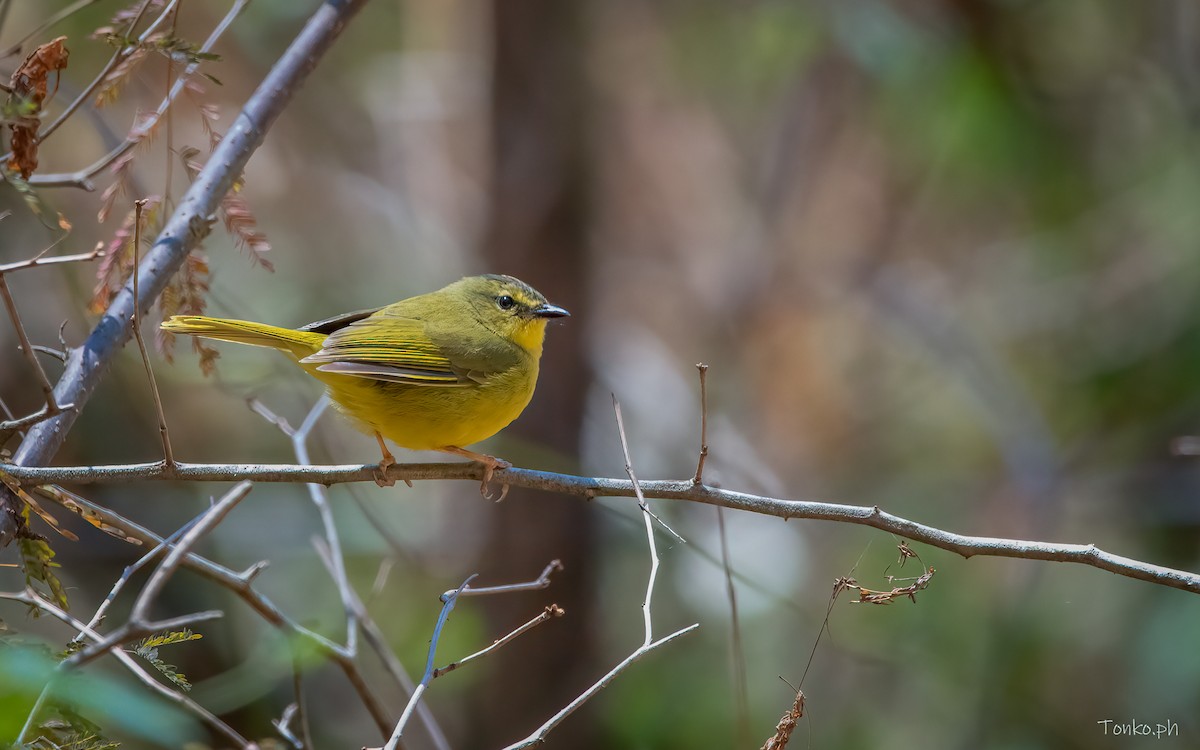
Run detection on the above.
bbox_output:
[298,306,385,335]
[300,314,469,386]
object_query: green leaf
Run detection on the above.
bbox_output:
[1,168,70,232]
[18,533,69,613]
[134,629,203,650]
[127,629,204,691]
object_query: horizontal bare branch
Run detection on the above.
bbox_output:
[3,460,1198,595]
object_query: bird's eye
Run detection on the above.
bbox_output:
[497,295,516,310]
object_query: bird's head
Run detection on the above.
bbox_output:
[455,274,569,356]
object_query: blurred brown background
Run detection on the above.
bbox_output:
[3,1,1200,748]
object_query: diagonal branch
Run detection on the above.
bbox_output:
[0,0,373,545]
[34,482,395,737]
[1,587,250,749]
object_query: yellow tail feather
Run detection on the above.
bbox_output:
[160,315,324,360]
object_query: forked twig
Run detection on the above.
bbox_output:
[454,558,563,598]
[375,559,566,749]
[70,510,206,647]
[380,575,475,750]
[272,395,448,750]
[66,482,253,668]
[290,396,356,649]
[614,397,660,646]
[496,400,700,749]
[311,541,451,750]
[433,604,565,678]
[612,397,686,545]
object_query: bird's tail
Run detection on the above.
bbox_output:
[160,315,324,359]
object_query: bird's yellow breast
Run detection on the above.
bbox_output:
[304,358,538,450]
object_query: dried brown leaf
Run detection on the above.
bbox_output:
[9,36,69,103]
[37,486,142,545]
[0,473,77,542]
[221,191,273,271]
[180,145,273,271]
[6,36,70,178]
[97,151,136,223]
[183,78,222,149]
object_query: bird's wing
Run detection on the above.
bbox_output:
[299,314,471,387]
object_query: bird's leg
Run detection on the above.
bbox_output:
[373,432,408,488]
[440,446,511,500]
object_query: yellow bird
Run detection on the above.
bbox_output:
[161,274,568,487]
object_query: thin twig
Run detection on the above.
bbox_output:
[0,274,64,418]
[614,396,660,646]
[0,404,66,433]
[0,244,104,274]
[499,624,700,750]
[260,395,449,745]
[273,702,303,749]
[7,461,1200,595]
[0,0,107,58]
[247,396,296,436]
[375,563,569,747]
[693,362,710,485]
[381,576,476,750]
[611,398,686,544]
[717,507,751,747]
[131,198,175,470]
[290,396,355,650]
[163,1,179,202]
[433,604,564,678]
[453,558,563,598]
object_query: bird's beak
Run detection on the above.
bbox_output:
[531,303,570,319]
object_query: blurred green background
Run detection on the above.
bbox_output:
[2,0,1200,748]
